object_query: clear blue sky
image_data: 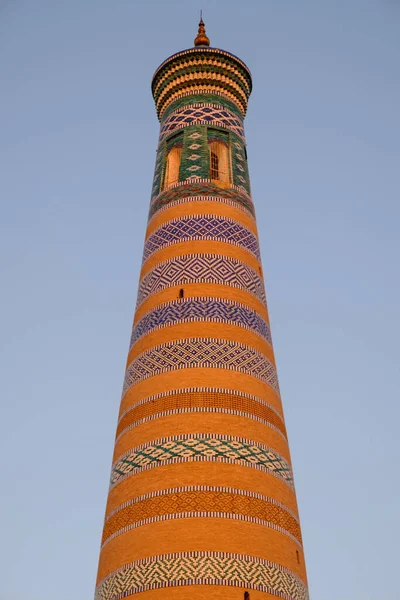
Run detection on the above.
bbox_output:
[1,1,399,599]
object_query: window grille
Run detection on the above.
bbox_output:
[210,151,219,179]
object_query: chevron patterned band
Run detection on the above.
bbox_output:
[95,551,308,600]
[110,433,293,490]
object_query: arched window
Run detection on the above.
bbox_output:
[163,145,182,189]
[209,140,230,187]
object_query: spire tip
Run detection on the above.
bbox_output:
[194,11,210,47]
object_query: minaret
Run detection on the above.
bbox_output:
[95,19,309,600]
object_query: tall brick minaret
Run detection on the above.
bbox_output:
[95,18,309,600]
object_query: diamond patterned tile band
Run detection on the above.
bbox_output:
[159,103,246,142]
[122,337,279,397]
[95,551,308,600]
[110,433,293,489]
[136,254,266,308]
[101,485,301,548]
[142,215,260,264]
[130,297,271,347]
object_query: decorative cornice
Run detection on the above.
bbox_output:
[152,47,252,119]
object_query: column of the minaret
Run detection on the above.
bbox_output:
[95,20,309,600]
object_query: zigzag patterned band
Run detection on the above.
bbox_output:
[136,253,266,308]
[95,551,308,600]
[110,434,293,490]
[130,297,271,347]
[122,337,278,398]
[142,214,260,264]
[116,388,286,441]
[101,485,301,548]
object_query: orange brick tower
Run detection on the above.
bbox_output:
[95,18,309,600]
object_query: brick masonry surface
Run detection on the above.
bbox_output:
[95,33,309,600]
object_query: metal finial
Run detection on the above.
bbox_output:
[194,12,210,46]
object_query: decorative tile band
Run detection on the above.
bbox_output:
[159,103,245,143]
[101,485,301,548]
[130,297,271,347]
[95,551,308,600]
[162,94,243,121]
[110,433,293,490]
[136,254,266,308]
[116,388,286,441]
[149,181,255,216]
[142,215,260,264]
[122,338,278,398]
